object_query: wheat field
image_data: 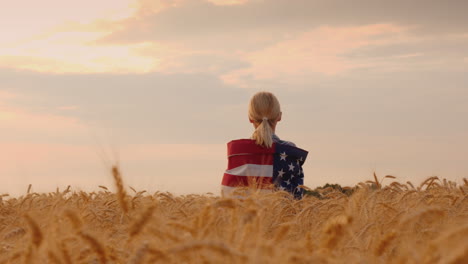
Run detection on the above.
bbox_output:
[0,168,467,264]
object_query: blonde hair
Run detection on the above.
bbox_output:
[248,92,281,148]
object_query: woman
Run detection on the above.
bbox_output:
[221,91,308,199]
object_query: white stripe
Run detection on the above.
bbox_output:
[225,164,273,177]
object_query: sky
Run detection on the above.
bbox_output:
[1,0,467,196]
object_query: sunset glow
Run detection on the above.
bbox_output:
[1,0,467,196]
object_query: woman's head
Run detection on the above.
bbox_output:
[248,91,282,148]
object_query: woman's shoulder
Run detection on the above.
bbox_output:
[227,138,256,146]
[272,134,296,147]
[226,138,276,155]
[227,136,297,147]
[277,140,296,147]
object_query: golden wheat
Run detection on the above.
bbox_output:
[0,174,466,263]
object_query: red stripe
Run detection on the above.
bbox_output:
[221,173,273,189]
[227,154,273,170]
[226,139,275,170]
[227,139,276,156]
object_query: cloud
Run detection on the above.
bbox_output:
[0,104,88,144]
[3,0,468,77]
[221,24,412,86]
[0,0,135,49]
[0,0,158,74]
[1,0,248,75]
[86,0,467,82]
[2,66,467,147]
[0,68,250,144]
[99,0,468,46]
[0,33,158,74]
[220,25,468,87]
[134,44,249,74]
[205,0,248,5]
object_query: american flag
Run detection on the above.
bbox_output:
[221,139,308,199]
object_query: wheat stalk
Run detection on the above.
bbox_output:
[24,214,43,248]
[79,232,107,264]
[112,165,128,214]
[129,206,156,237]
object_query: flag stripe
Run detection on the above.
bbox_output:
[225,164,273,177]
[227,154,273,169]
[228,139,276,155]
[222,139,308,199]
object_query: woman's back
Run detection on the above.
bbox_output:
[221,91,308,199]
[222,138,308,199]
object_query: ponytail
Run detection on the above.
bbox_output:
[248,92,281,148]
[252,117,274,148]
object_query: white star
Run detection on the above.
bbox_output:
[277,169,285,178]
[298,169,302,175]
[278,186,286,191]
[288,163,295,171]
[285,179,291,185]
[299,157,304,162]
[280,152,288,161]
[291,174,295,179]
[297,159,300,165]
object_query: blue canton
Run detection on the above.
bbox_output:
[272,144,308,199]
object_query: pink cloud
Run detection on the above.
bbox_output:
[221,24,413,87]
[0,93,88,146]
[205,0,248,5]
[133,0,185,16]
